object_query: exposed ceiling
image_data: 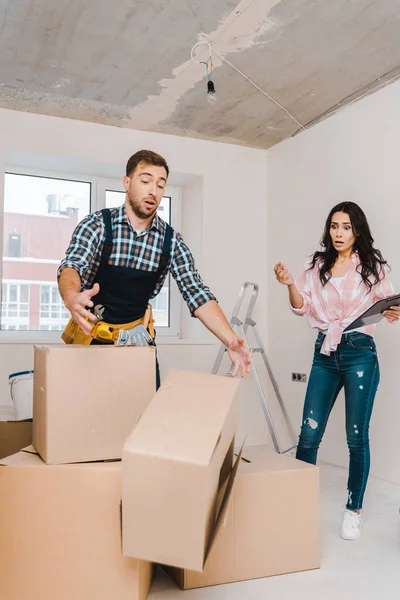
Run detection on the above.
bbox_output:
[1,0,400,149]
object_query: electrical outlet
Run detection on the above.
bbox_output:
[292,373,307,383]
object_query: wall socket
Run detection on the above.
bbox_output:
[292,372,307,383]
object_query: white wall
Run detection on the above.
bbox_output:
[267,81,400,484]
[0,108,269,445]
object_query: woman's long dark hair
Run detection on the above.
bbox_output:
[309,202,389,291]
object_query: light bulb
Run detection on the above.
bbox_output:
[207,79,217,104]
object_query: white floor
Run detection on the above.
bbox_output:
[149,463,400,600]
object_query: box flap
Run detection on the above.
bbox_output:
[0,449,44,467]
[22,445,37,455]
[124,370,240,466]
[203,441,244,567]
[236,446,318,474]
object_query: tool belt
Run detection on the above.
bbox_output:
[61,304,155,345]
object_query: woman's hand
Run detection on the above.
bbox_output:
[274,262,294,286]
[383,305,400,324]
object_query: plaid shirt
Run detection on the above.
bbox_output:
[58,204,216,315]
[291,253,395,355]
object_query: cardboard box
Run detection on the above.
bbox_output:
[0,420,32,460]
[0,448,153,600]
[122,369,241,572]
[33,345,156,464]
[166,446,320,589]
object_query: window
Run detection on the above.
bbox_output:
[8,234,22,257]
[1,169,182,339]
[1,172,91,333]
[40,284,70,329]
[1,282,30,329]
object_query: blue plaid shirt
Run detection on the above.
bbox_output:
[58,204,216,315]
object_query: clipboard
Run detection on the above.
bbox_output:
[343,293,400,332]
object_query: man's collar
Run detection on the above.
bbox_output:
[151,213,163,232]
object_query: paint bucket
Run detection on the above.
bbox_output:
[8,370,34,421]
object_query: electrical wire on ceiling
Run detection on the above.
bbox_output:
[191,39,217,104]
[190,37,306,130]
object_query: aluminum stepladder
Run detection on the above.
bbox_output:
[212,281,297,455]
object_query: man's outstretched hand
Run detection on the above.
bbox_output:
[227,337,252,378]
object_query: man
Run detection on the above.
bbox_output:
[58,149,251,385]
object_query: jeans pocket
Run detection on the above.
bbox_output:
[348,335,375,351]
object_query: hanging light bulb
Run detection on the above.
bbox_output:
[207,79,217,104]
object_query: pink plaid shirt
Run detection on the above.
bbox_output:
[291,253,395,355]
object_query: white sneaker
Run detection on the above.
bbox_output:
[340,509,362,540]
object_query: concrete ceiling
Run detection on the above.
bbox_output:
[0,0,399,149]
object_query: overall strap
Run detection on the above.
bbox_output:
[100,208,113,264]
[158,223,173,273]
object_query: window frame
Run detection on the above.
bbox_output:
[0,167,183,342]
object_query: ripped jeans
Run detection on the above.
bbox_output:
[296,331,380,510]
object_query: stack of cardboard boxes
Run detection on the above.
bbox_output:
[0,344,320,600]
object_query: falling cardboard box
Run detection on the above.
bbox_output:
[0,448,153,600]
[166,445,320,589]
[33,345,156,464]
[122,369,242,572]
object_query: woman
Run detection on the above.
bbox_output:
[274,202,399,540]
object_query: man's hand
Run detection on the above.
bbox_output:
[383,305,400,324]
[194,301,252,377]
[64,283,100,335]
[227,337,252,378]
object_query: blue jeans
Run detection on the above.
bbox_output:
[296,331,380,510]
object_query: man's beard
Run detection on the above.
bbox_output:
[128,194,157,220]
